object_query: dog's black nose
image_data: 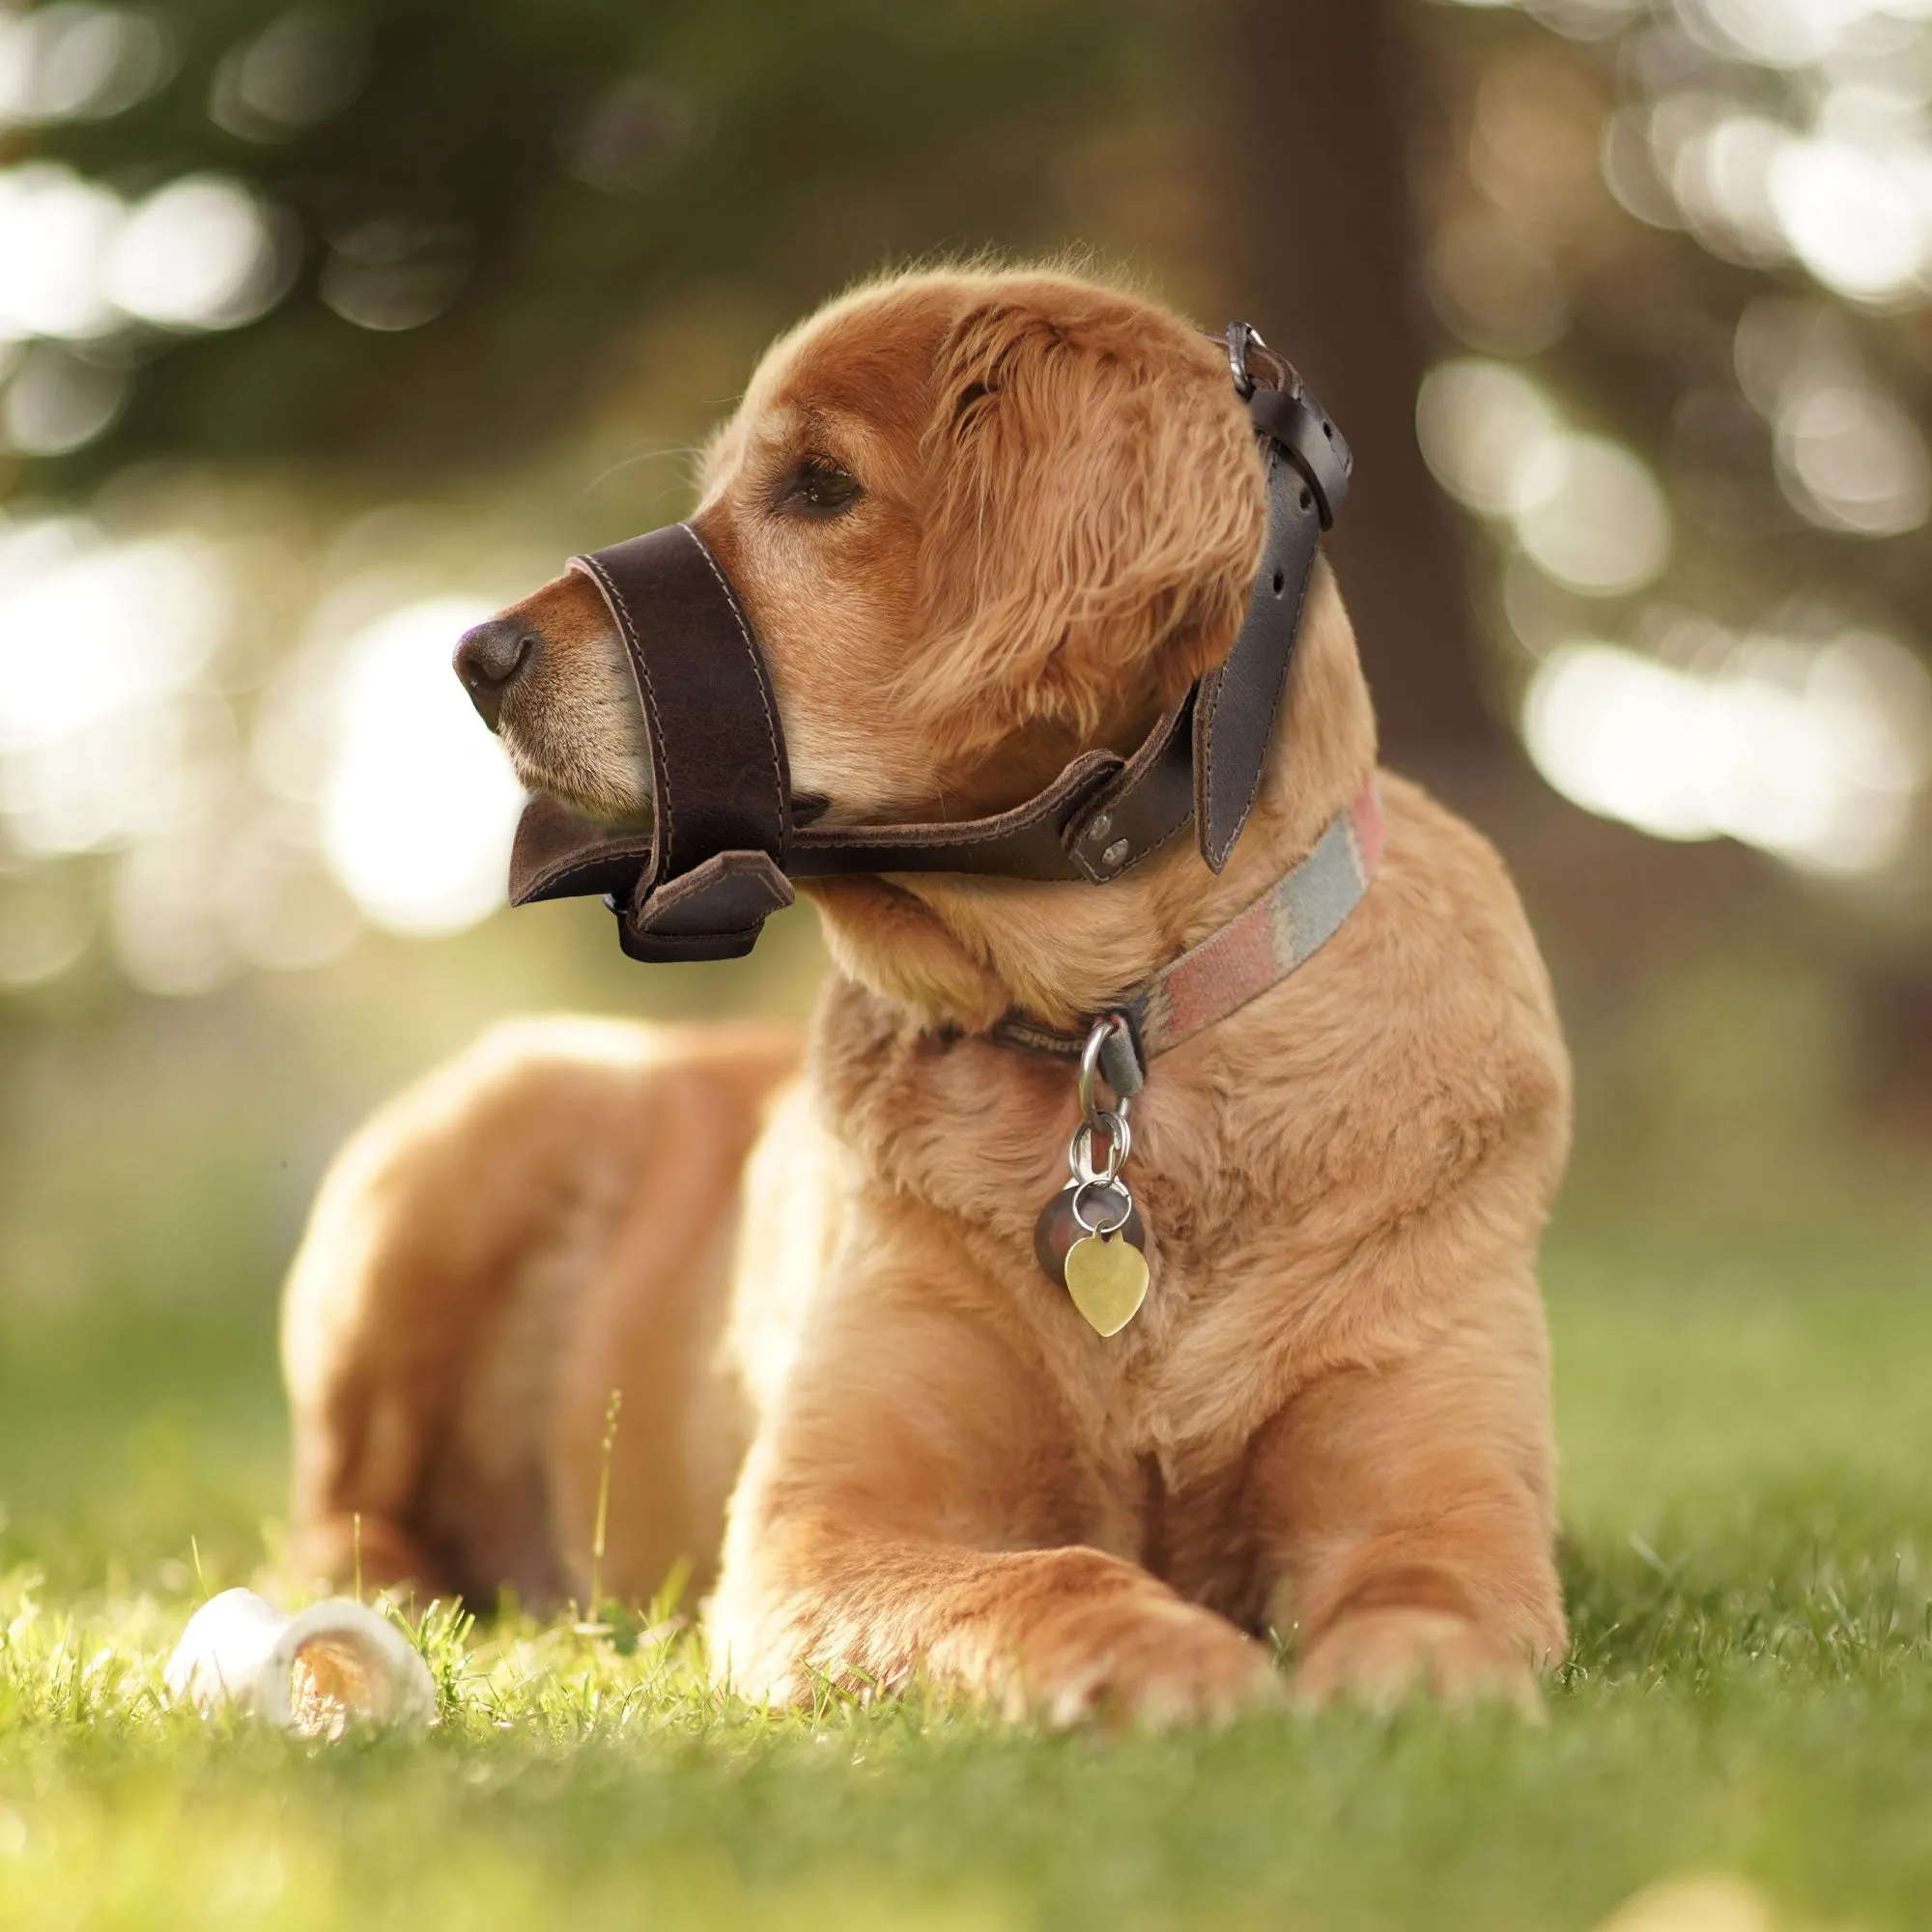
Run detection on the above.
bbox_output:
[453,618,536,730]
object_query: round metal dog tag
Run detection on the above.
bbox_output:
[1033,1182,1145,1287]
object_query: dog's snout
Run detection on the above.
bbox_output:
[453,618,537,730]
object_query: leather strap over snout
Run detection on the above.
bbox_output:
[517,523,796,961]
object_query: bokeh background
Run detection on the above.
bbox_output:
[1,0,1929,1589]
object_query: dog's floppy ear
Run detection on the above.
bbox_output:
[908,293,1265,757]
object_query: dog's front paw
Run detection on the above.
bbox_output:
[1293,1607,1542,1715]
[1024,1598,1283,1730]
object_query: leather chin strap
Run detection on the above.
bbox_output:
[508,323,1352,963]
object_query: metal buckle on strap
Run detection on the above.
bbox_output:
[1227,321,1351,529]
[1226,321,1264,401]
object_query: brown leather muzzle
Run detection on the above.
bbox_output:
[506,323,1352,964]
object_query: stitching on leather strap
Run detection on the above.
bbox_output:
[574,550,674,856]
[1203,444,1314,873]
[1196,445,1265,871]
[1104,792,1192,878]
[1214,458,1311,871]
[1068,699,1194,880]
[791,752,1118,861]
[1193,445,1257,870]
[1241,560,1314,845]
[675,523,786,838]
[808,819,1046,849]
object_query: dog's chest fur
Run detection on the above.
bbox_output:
[788,781,1571,1619]
[809,961,1383,1438]
[804,788,1569,1437]
[798,972,1366,1623]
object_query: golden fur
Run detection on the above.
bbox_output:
[283,268,1572,1719]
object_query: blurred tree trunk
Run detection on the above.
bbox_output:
[1195,0,1773,1027]
[1198,0,1932,1140]
[1206,0,1499,769]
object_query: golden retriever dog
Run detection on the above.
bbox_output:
[282,267,1572,1720]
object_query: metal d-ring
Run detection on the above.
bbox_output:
[1077,1012,1132,1131]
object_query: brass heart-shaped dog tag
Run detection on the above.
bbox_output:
[1064,1233,1150,1337]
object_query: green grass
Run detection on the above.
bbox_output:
[4,1204,1932,1931]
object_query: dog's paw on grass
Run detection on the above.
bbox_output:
[1015,1598,1286,1731]
[1293,1606,1545,1717]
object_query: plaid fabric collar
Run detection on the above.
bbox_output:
[990,779,1384,1094]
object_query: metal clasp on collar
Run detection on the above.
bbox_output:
[1045,1011,1152,1333]
[1073,1011,1134,1179]
[1069,1009,1148,1184]
[1079,1009,1145,1107]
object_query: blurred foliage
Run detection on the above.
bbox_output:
[1395,2,1932,904]
[17,0,1162,484]
[1417,1,1932,651]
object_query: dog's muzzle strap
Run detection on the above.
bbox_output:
[513,523,796,962]
[505,322,1353,956]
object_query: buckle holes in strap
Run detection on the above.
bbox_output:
[1272,569,1286,596]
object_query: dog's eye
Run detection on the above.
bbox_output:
[782,458,862,518]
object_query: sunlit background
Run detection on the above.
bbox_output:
[1422,0,1932,885]
[0,0,1928,1577]
[0,0,1928,996]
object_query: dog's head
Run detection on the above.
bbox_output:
[460,269,1373,1026]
